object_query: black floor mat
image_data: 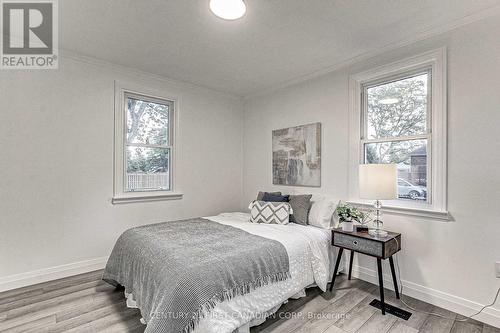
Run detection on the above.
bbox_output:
[369,299,412,320]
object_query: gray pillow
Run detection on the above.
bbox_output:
[288,194,313,225]
[256,191,281,201]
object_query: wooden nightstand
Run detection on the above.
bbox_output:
[329,228,402,315]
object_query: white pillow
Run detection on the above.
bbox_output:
[308,199,336,229]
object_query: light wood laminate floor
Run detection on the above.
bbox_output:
[0,270,498,333]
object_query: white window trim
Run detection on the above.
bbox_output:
[348,48,449,220]
[112,80,183,204]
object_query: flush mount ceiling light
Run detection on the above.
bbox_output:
[378,98,400,105]
[209,0,246,20]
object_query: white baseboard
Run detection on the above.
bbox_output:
[350,263,500,328]
[0,257,108,293]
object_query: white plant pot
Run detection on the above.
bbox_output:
[342,221,354,232]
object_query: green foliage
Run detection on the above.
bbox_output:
[335,203,373,225]
[366,74,428,165]
[126,98,170,173]
[127,98,169,144]
[336,203,364,223]
[127,147,169,173]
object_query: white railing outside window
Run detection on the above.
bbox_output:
[126,173,169,191]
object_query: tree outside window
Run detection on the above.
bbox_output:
[124,95,172,192]
[362,72,430,202]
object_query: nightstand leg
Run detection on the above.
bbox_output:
[329,248,343,292]
[377,258,385,315]
[348,250,354,280]
[389,256,400,299]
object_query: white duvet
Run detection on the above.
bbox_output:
[193,212,336,333]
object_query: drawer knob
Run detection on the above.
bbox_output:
[353,240,358,246]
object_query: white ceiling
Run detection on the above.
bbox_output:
[60,0,500,96]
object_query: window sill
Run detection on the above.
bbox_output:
[347,200,451,221]
[112,192,183,204]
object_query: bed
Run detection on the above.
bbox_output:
[103,211,338,333]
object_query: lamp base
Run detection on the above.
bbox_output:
[369,228,388,238]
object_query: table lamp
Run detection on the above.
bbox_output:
[359,164,397,237]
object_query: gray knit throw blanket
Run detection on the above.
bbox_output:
[102,218,290,333]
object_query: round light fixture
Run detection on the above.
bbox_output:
[378,98,400,105]
[209,0,246,20]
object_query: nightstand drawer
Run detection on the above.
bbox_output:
[333,233,383,257]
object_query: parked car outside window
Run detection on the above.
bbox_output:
[398,178,427,200]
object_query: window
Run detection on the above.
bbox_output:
[113,82,182,203]
[348,49,448,219]
[362,71,430,202]
[125,93,172,192]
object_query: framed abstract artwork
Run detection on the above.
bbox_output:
[272,122,321,187]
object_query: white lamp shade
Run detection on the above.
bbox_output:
[359,164,398,200]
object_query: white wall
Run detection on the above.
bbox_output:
[243,15,500,326]
[1,8,499,328]
[0,55,243,284]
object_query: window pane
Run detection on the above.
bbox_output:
[365,139,428,201]
[366,73,428,139]
[126,147,170,191]
[126,97,169,145]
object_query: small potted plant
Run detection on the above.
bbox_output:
[354,208,373,232]
[336,203,358,232]
[336,203,372,232]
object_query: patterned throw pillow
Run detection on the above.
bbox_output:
[249,201,294,225]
